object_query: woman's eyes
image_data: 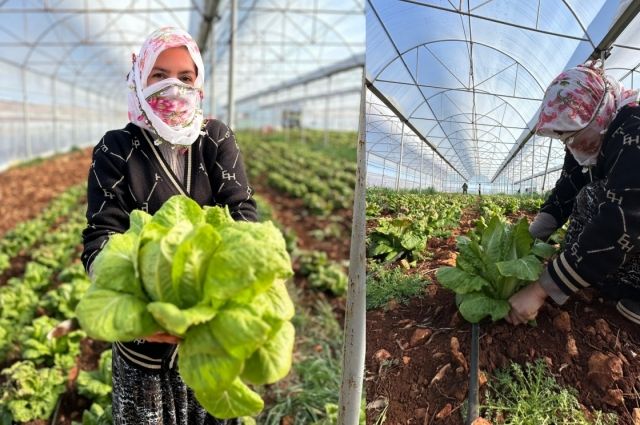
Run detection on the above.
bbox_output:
[150,73,193,83]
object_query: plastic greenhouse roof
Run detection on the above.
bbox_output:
[0,0,364,114]
[366,0,640,185]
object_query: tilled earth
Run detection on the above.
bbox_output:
[2,145,352,424]
[366,206,640,425]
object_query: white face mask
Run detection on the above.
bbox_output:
[564,125,604,166]
[143,78,203,130]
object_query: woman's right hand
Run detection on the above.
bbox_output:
[143,331,182,344]
[529,212,558,240]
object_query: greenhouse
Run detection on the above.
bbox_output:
[0,0,364,169]
[364,2,640,425]
[366,0,640,194]
[0,1,364,423]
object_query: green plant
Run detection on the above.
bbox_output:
[76,349,113,406]
[366,264,428,310]
[0,361,66,422]
[368,217,428,265]
[72,403,113,425]
[18,316,85,371]
[298,250,348,296]
[436,217,556,323]
[75,196,295,418]
[256,295,344,425]
[483,360,617,425]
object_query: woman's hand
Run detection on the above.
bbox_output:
[506,281,548,325]
[143,331,183,344]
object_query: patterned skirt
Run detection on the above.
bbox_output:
[111,345,237,425]
[565,180,640,300]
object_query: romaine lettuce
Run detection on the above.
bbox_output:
[76,195,295,418]
[436,217,555,323]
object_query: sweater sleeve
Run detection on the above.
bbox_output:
[539,148,590,226]
[544,107,640,299]
[81,132,133,273]
[205,121,258,223]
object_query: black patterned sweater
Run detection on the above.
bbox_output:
[81,119,257,370]
[539,104,640,301]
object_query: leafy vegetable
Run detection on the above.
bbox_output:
[76,195,295,418]
[76,349,112,406]
[0,361,66,422]
[436,217,555,323]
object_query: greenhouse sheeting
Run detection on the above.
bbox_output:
[366,0,640,193]
[0,0,364,170]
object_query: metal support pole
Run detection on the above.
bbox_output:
[541,137,553,193]
[431,150,435,189]
[419,141,424,190]
[301,83,307,143]
[209,17,216,118]
[324,74,332,146]
[337,72,366,425]
[381,157,386,187]
[531,138,535,193]
[519,150,523,190]
[21,67,31,158]
[396,121,405,190]
[71,84,76,149]
[51,76,58,153]
[227,0,237,129]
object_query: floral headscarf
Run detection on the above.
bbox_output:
[536,62,639,165]
[127,27,205,146]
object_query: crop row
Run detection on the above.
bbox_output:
[0,185,85,275]
[0,185,112,424]
[239,132,356,215]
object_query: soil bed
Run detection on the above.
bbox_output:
[366,206,640,425]
[0,148,91,238]
[1,145,352,424]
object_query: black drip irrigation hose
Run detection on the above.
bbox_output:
[466,322,480,425]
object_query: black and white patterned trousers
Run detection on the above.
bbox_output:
[111,345,238,425]
[565,180,640,301]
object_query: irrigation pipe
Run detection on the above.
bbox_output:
[466,322,480,425]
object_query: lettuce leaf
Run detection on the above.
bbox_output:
[178,322,244,395]
[437,217,554,323]
[91,232,145,299]
[242,321,295,385]
[204,221,293,303]
[198,378,264,419]
[76,288,160,341]
[78,196,295,418]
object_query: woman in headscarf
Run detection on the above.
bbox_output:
[506,61,640,326]
[81,27,256,423]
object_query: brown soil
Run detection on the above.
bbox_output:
[1,145,351,424]
[0,253,31,285]
[254,182,352,262]
[0,147,92,238]
[366,207,640,425]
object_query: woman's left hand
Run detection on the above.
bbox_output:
[506,281,548,325]
[143,331,183,344]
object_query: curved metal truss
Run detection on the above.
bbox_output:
[365,0,640,193]
[0,0,365,170]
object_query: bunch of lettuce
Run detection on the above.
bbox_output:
[436,217,555,323]
[76,195,294,418]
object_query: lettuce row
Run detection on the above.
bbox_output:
[436,217,555,323]
[76,195,294,418]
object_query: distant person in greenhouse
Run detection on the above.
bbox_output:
[462,182,468,194]
[507,61,640,326]
[80,27,255,424]
[478,183,481,196]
